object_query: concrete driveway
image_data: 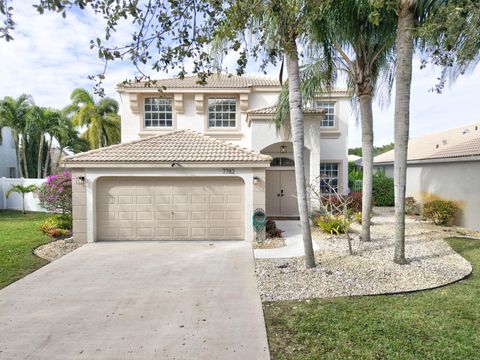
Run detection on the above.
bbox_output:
[0,241,270,360]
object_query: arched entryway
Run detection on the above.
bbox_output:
[261,142,310,217]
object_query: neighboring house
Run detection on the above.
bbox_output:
[0,127,18,178]
[64,74,350,243]
[374,122,480,230]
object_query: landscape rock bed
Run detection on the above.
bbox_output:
[34,238,82,262]
[253,237,286,249]
[256,208,477,302]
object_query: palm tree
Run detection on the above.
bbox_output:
[5,184,37,214]
[27,106,61,178]
[65,88,121,149]
[0,94,34,178]
[49,112,89,173]
[275,0,397,242]
[215,0,319,268]
[393,0,476,264]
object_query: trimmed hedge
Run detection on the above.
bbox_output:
[372,177,394,206]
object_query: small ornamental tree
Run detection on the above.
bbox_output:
[37,171,72,214]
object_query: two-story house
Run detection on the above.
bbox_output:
[64,74,349,243]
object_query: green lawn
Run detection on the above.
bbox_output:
[0,210,52,289]
[264,237,480,360]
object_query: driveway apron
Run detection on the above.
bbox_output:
[0,241,270,360]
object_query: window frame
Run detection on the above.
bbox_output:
[320,162,341,194]
[270,157,295,167]
[315,100,336,128]
[143,97,174,129]
[206,96,238,129]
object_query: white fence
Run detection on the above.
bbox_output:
[0,178,47,212]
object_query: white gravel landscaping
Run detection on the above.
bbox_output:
[34,238,82,262]
[255,207,478,302]
[253,237,286,249]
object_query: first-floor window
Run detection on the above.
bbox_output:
[144,97,173,128]
[320,162,339,193]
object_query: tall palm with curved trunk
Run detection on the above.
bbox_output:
[65,88,121,150]
[216,0,322,268]
[276,0,397,242]
[0,94,33,178]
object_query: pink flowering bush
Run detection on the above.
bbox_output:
[37,171,72,215]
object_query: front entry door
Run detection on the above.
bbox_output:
[266,170,299,216]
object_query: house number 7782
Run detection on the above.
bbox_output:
[223,168,235,174]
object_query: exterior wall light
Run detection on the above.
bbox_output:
[253,176,260,185]
[280,145,287,153]
[76,176,85,185]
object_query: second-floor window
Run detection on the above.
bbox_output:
[144,97,173,128]
[315,101,335,128]
[208,97,237,128]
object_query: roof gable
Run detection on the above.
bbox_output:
[63,130,272,164]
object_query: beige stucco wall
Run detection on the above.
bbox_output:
[405,161,480,230]
[71,168,87,244]
[119,89,280,149]
[376,161,480,231]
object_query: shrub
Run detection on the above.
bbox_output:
[266,220,283,238]
[37,171,72,214]
[422,200,459,226]
[405,197,420,215]
[372,176,394,206]
[47,228,71,238]
[319,192,362,215]
[314,215,351,235]
[354,211,362,224]
[40,214,72,234]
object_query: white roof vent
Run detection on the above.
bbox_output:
[442,139,448,145]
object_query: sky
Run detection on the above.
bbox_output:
[1,2,479,148]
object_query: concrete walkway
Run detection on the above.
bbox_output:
[254,220,319,258]
[0,241,270,360]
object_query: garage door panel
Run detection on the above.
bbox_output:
[136,211,154,221]
[136,228,154,238]
[155,227,172,237]
[136,195,153,204]
[227,211,243,220]
[118,211,134,221]
[118,195,135,205]
[155,195,171,204]
[155,211,172,221]
[96,177,244,241]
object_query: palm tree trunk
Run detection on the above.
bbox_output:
[285,42,316,269]
[359,94,374,241]
[54,146,64,173]
[13,132,23,178]
[21,135,28,179]
[393,2,415,265]
[22,193,25,214]
[37,132,44,178]
[43,138,53,178]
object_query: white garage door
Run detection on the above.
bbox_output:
[96,177,245,241]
